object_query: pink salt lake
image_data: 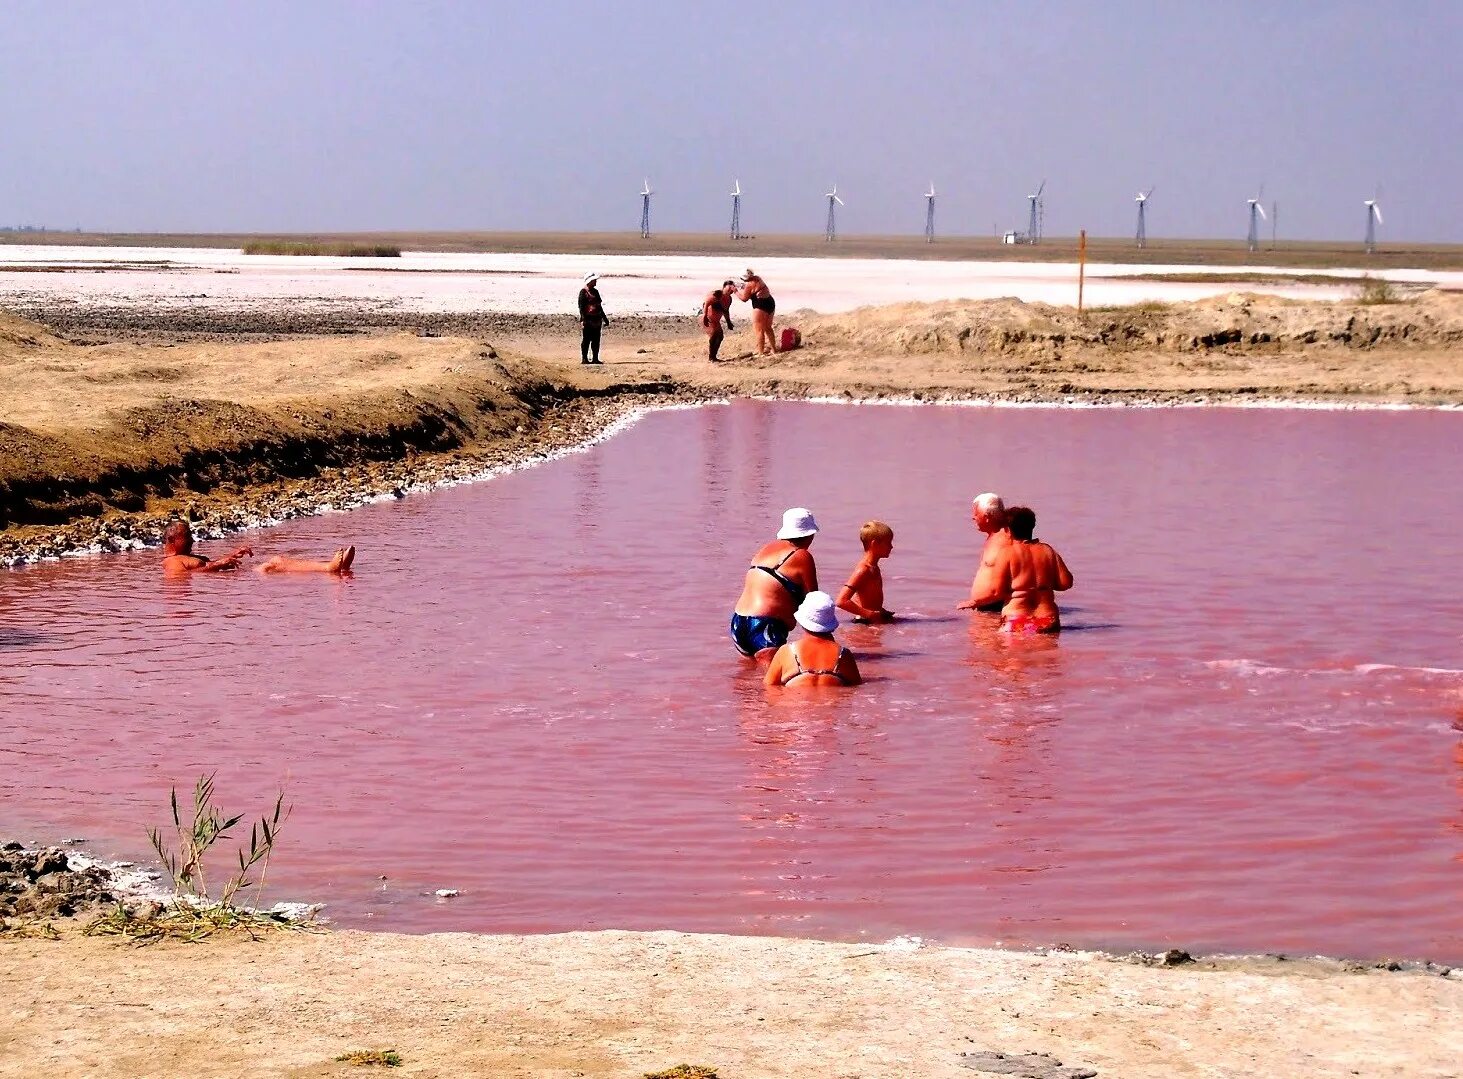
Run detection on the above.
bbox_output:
[2,401,1459,961]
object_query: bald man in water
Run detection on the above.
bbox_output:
[958,492,1012,612]
[160,520,354,576]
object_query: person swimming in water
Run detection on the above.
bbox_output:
[161,520,354,577]
[960,492,1012,613]
[733,269,778,356]
[961,505,1073,633]
[160,521,254,576]
[764,591,862,687]
[730,507,819,659]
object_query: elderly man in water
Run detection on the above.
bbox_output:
[960,491,1012,613]
[160,520,354,576]
[962,505,1073,633]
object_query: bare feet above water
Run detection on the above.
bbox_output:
[257,546,356,575]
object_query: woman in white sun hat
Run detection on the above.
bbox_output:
[730,507,821,659]
[764,591,862,687]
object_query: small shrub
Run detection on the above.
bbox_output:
[1355,275,1399,305]
[335,1049,404,1067]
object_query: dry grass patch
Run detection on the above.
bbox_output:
[242,241,401,257]
[644,1067,719,1079]
[335,1048,403,1067]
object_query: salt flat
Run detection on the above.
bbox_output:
[2,245,1458,316]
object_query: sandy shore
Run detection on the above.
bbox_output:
[2,927,1459,1078]
[3,290,1462,563]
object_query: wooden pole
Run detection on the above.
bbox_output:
[1078,229,1087,313]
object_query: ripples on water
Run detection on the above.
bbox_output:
[2,401,1460,961]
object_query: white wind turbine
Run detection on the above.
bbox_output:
[824,184,844,242]
[1134,186,1154,249]
[729,179,743,240]
[639,178,653,239]
[923,182,936,243]
[1026,179,1046,242]
[1246,183,1267,253]
[1364,188,1384,254]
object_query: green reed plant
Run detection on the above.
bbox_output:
[148,772,290,907]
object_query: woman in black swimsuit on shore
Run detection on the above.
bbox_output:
[735,269,778,356]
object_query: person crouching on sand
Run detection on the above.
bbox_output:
[161,520,354,577]
[734,269,777,356]
[962,505,1072,633]
[730,507,820,659]
[701,279,736,362]
[764,591,862,687]
[836,519,895,623]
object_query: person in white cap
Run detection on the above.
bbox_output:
[729,507,820,658]
[577,272,609,364]
[764,591,862,687]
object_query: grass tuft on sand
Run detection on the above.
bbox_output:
[644,1067,719,1079]
[242,241,401,257]
[83,901,307,944]
[335,1049,404,1067]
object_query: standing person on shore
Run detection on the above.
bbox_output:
[577,272,609,365]
[958,492,1012,613]
[730,508,820,659]
[734,269,777,356]
[701,279,737,362]
[965,506,1073,633]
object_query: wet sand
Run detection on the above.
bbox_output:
[3,927,1459,1078]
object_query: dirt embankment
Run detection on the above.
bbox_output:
[799,289,1463,357]
[0,310,693,561]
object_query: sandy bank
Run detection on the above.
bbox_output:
[0,927,1457,1078]
[3,291,1461,563]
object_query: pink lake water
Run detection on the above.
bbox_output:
[2,401,1460,961]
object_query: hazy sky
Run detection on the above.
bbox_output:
[2,1,1457,242]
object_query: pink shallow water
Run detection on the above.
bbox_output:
[2,401,1461,960]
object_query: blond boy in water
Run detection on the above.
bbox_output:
[836,520,895,623]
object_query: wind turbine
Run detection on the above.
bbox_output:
[1364,188,1383,254]
[923,182,936,243]
[1134,186,1154,249]
[1026,179,1046,243]
[824,184,844,242]
[639,178,653,239]
[729,179,742,240]
[1245,184,1266,253]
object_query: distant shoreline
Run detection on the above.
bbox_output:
[4,229,1462,270]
